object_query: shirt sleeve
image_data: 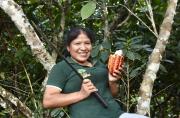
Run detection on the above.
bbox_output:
[46,62,67,91]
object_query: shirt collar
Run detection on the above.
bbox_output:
[65,56,97,66]
[66,56,76,64]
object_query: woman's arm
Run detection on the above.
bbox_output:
[108,69,122,97]
[109,80,119,97]
[43,87,84,108]
[43,79,97,108]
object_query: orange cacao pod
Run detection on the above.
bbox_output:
[108,50,124,75]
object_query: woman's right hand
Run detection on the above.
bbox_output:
[79,79,98,99]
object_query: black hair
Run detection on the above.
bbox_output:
[65,27,95,46]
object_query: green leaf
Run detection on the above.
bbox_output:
[134,53,141,60]
[15,47,28,59]
[130,67,142,78]
[91,45,100,57]
[160,64,168,73]
[114,42,124,50]
[54,14,61,28]
[0,72,5,79]
[80,1,96,20]
[102,40,111,49]
[50,108,61,117]
[100,50,109,63]
[126,51,141,61]
[126,51,135,61]
[28,0,38,4]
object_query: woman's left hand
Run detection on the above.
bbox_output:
[108,69,122,81]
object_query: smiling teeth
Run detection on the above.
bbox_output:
[79,52,87,56]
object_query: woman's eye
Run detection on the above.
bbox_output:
[85,42,91,44]
[75,42,80,45]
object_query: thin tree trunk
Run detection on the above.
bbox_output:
[0,0,55,73]
[0,96,7,109]
[0,86,32,117]
[0,0,56,116]
[136,0,178,116]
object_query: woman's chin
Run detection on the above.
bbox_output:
[77,58,88,63]
[78,59,87,63]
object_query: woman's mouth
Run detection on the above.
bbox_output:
[79,52,88,56]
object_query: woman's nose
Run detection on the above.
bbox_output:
[80,44,86,50]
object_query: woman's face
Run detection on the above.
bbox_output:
[67,32,92,64]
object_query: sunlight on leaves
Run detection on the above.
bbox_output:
[80,1,96,20]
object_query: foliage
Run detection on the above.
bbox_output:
[81,1,96,20]
[0,0,179,117]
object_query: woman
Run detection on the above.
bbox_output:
[43,27,149,118]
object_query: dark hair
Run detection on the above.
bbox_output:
[65,27,94,46]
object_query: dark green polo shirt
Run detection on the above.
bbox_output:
[47,57,124,118]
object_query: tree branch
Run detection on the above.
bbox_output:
[120,4,158,38]
[136,0,178,116]
[109,1,136,32]
[0,86,32,117]
[0,0,56,73]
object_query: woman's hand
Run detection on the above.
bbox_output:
[108,68,122,82]
[108,69,122,97]
[43,79,98,108]
[79,79,98,99]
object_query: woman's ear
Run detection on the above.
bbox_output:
[67,46,70,52]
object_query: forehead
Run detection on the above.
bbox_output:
[72,32,91,42]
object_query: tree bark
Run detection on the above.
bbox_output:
[0,86,32,117]
[0,0,56,116]
[136,0,178,116]
[0,96,7,109]
[0,0,55,73]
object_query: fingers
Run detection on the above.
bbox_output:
[108,72,118,81]
[83,79,91,84]
[83,79,98,91]
[109,69,123,81]
[80,79,98,98]
[112,69,122,76]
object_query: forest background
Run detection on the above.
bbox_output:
[0,0,179,118]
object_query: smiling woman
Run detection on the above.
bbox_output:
[43,27,149,118]
[66,29,92,66]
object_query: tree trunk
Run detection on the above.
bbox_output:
[0,0,55,73]
[136,0,178,116]
[0,0,57,116]
[0,86,32,117]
